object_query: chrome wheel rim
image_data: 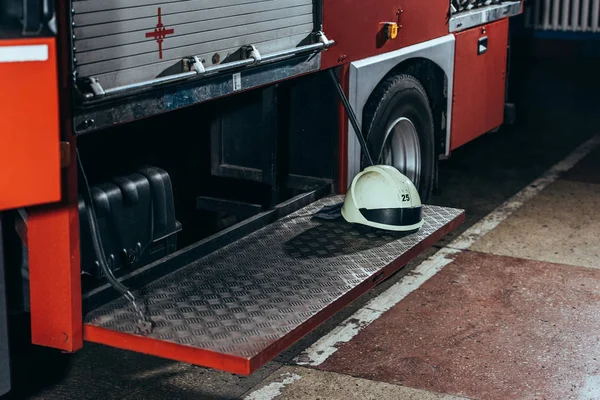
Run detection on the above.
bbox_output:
[379,117,421,184]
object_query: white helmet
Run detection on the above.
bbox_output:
[341,165,423,232]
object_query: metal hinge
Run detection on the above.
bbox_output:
[60,141,71,168]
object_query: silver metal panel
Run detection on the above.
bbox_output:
[525,0,600,31]
[593,0,600,32]
[75,21,312,75]
[74,0,309,26]
[76,5,313,50]
[561,0,570,30]
[570,0,581,30]
[76,23,312,75]
[76,17,312,65]
[73,0,315,91]
[582,0,591,32]
[346,35,456,186]
[76,0,267,14]
[85,196,464,360]
[74,53,321,134]
[449,1,522,32]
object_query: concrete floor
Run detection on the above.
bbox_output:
[12,57,600,400]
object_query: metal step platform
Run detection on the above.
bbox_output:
[83,196,464,375]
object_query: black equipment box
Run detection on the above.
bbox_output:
[79,166,181,279]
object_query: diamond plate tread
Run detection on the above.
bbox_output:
[85,196,463,366]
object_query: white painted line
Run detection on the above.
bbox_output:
[294,133,600,367]
[579,375,600,400]
[0,45,48,63]
[449,134,600,251]
[243,373,302,400]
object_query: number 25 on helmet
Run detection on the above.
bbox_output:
[341,165,424,232]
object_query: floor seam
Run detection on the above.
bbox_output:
[237,365,287,400]
[281,365,476,400]
[461,248,600,272]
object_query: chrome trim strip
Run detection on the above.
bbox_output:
[450,1,522,32]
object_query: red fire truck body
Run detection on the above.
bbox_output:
[0,0,522,394]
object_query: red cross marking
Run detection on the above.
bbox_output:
[145,7,174,59]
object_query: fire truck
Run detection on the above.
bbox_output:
[0,0,522,395]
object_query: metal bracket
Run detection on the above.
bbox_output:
[191,56,206,75]
[248,46,262,64]
[317,31,333,48]
[60,142,71,168]
[88,77,105,99]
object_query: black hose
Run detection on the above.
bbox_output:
[328,68,375,166]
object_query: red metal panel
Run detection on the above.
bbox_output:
[27,200,82,352]
[450,19,509,151]
[0,38,61,211]
[26,0,83,353]
[321,0,449,70]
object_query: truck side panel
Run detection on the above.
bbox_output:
[0,38,61,211]
[73,0,316,92]
[27,204,83,352]
[321,0,449,69]
[451,18,509,151]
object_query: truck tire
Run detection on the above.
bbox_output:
[362,74,436,202]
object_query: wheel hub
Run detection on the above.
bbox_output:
[379,117,421,185]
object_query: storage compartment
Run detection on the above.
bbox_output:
[72,0,317,93]
[76,71,338,283]
[450,18,509,150]
[78,166,181,279]
[0,38,61,211]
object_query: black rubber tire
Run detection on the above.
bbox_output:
[362,74,436,203]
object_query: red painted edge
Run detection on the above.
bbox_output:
[28,202,82,352]
[27,0,83,352]
[84,325,251,375]
[84,211,465,375]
